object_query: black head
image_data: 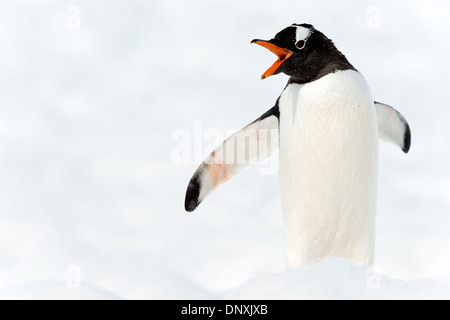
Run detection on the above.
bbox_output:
[251,24,355,83]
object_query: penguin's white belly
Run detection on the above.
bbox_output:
[278,70,379,269]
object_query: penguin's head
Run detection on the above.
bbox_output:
[251,24,353,83]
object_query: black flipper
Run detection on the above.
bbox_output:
[185,103,280,212]
[375,101,411,153]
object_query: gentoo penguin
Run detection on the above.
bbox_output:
[184,24,411,269]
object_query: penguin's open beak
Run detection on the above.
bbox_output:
[251,39,293,80]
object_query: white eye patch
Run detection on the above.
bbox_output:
[293,25,311,42]
[291,25,311,50]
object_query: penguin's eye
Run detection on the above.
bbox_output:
[295,40,306,49]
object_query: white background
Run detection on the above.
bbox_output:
[0,0,449,299]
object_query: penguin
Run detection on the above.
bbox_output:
[184,23,411,269]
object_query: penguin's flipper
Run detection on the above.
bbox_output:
[375,101,411,153]
[185,104,280,212]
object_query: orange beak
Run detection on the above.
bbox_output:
[251,40,293,79]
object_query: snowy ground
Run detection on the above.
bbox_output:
[0,0,450,299]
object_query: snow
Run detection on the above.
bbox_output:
[0,0,449,300]
[227,258,450,300]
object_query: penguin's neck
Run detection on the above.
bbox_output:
[287,50,356,85]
